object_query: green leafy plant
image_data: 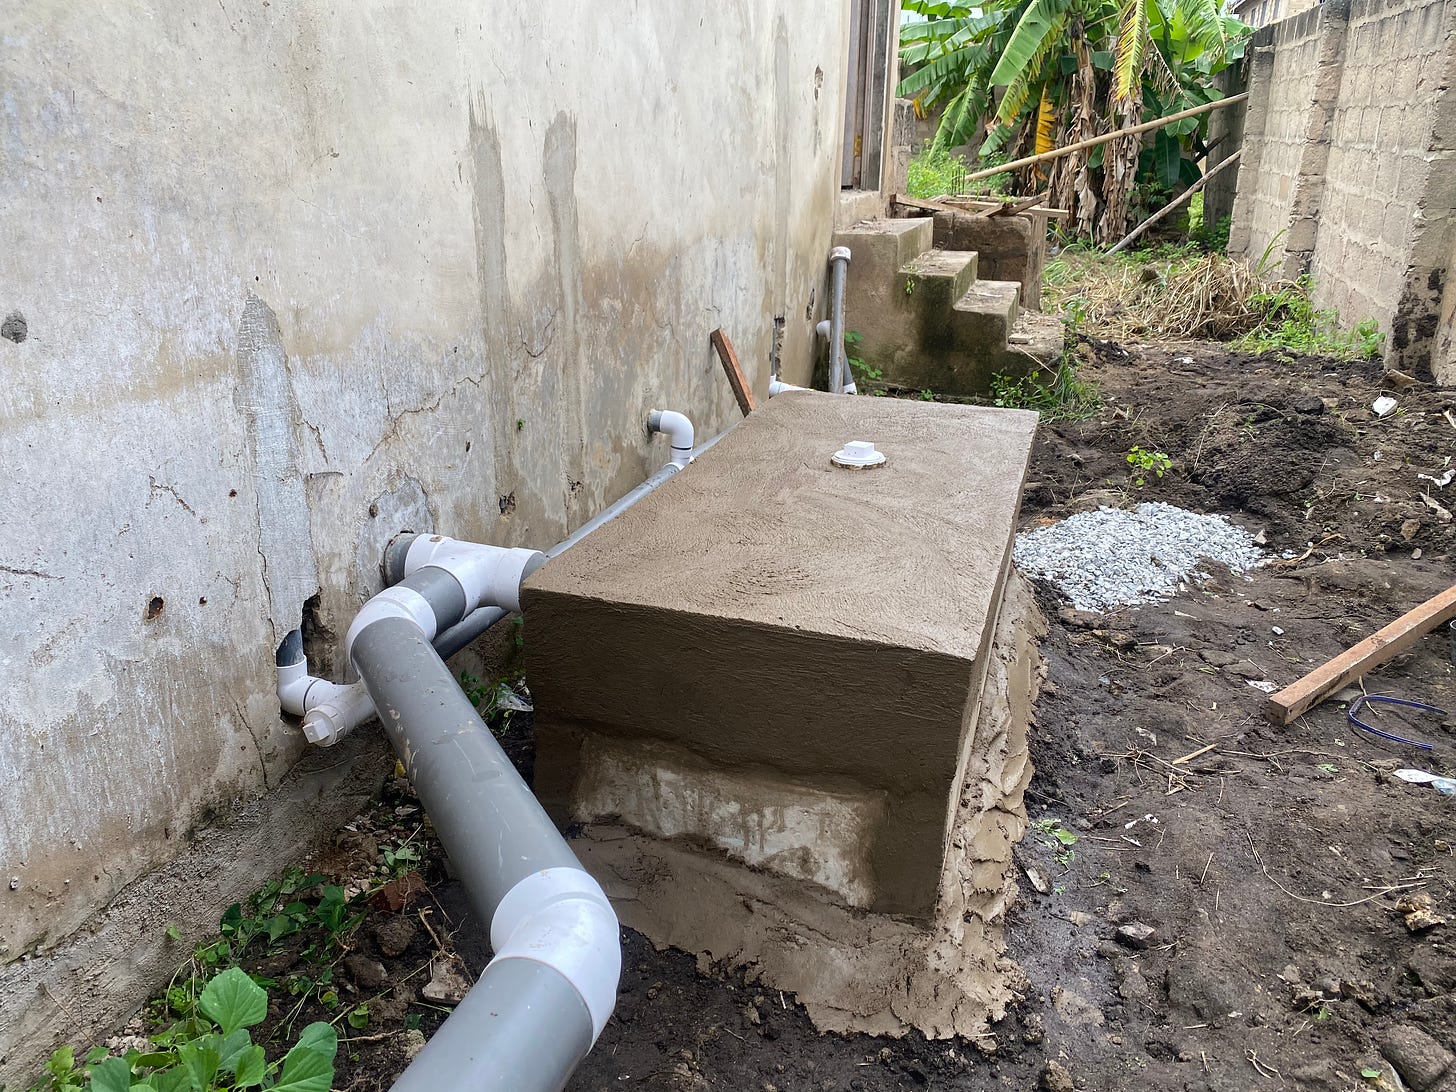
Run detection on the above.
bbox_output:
[842,330,886,394]
[990,354,1100,421]
[1237,276,1386,361]
[1126,446,1172,486]
[1031,817,1078,867]
[32,969,336,1092]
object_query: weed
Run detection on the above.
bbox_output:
[919,389,935,401]
[32,968,336,1092]
[457,669,531,736]
[991,356,1100,422]
[905,145,1011,200]
[1237,277,1385,361]
[843,330,885,393]
[1030,817,1078,868]
[1126,446,1172,486]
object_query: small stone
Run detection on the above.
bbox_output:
[1397,893,1447,933]
[344,955,388,990]
[374,915,417,958]
[402,1028,427,1060]
[1271,626,1284,636]
[1117,922,1155,949]
[1040,1059,1075,1092]
[1381,1024,1455,1091]
[1023,866,1051,895]
[743,1005,761,1027]
[1199,649,1241,667]
[420,955,471,1005]
[1402,519,1423,542]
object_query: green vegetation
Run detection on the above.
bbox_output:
[904,145,1011,199]
[1237,278,1385,361]
[1126,446,1172,486]
[1186,193,1231,253]
[899,0,1251,242]
[1030,817,1078,868]
[32,969,336,1092]
[990,356,1100,421]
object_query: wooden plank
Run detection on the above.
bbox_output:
[891,193,1070,219]
[709,328,756,416]
[1263,584,1456,724]
[975,193,1049,219]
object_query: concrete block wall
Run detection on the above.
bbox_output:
[1230,0,1456,380]
[0,1,869,1073]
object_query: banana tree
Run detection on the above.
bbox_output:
[899,0,1250,243]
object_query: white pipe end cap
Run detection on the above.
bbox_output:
[831,440,886,469]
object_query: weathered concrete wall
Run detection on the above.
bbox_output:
[1230,0,1456,381]
[0,0,857,1066]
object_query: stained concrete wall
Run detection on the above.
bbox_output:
[1229,0,1456,381]
[0,0,863,1075]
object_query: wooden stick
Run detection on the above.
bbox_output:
[709,328,756,416]
[1263,584,1456,724]
[960,93,1250,184]
[975,192,1050,219]
[1107,150,1242,255]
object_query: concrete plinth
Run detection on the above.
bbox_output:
[523,393,1044,1034]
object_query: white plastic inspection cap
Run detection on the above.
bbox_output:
[830,440,886,469]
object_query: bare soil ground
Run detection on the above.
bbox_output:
[194,341,1456,1092]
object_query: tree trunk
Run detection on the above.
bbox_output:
[1096,90,1142,245]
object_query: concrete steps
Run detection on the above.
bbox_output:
[833,215,1062,397]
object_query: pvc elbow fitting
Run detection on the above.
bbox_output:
[277,659,313,717]
[402,535,546,614]
[648,410,694,468]
[490,868,622,1043]
[768,378,809,396]
[343,585,439,665]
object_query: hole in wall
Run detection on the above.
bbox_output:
[198,596,207,605]
[499,492,516,515]
[1,312,27,344]
[144,596,165,621]
[300,591,336,677]
[368,502,379,518]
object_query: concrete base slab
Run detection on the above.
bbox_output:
[575,573,1046,1038]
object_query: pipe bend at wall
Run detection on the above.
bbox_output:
[647,409,694,467]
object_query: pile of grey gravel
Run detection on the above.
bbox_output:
[1014,502,1264,612]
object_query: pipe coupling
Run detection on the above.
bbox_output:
[829,245,851,264]
[344,586,438,665]
[490,867,622,1043]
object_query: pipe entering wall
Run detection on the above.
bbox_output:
[827,246,852,394]
[274,408,726,1089]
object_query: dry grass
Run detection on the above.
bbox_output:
[1044,246,1284,342]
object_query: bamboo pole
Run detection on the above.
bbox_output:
[960,93,1250,185]
[1106,149,1243,255]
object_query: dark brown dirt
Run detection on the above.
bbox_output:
[233,341,1456,1092]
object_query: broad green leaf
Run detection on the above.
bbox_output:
[87,1057,133,1092]
[1113,0,1148,101]
[1153,130,1181,188]
[989,0,1067,87]
[152,1067,191,1092]
[234,1044,267,1088]
[133,1051,177,1069]
[272,1045,334,1092]
[218,1028,252,1073]
[293,1021,339,1063]
[177,1040,221,1091]
[85,1047,110,1064]
[199,967,268,1035]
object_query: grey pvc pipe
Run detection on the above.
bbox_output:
[391,959,592,1092]
[352,616,597,1089]
[828,246,851,393]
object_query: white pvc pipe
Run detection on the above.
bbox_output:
[827,246,851,393]
[647,409,694,468]
[399,536,544,614]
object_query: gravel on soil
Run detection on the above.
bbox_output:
[1013,501,1264,612]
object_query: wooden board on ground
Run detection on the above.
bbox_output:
[1263,584,1456,724]
[710,328,756,416]
[891,193,1070,220]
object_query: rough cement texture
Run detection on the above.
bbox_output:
[932,210,1044,310]
[0,732,391,1087]
[1229,0,1456,380]
[832,217,1055,394]
[573,572,1047,1039]
[524,393,1039,919]
[0,0,878,1058]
